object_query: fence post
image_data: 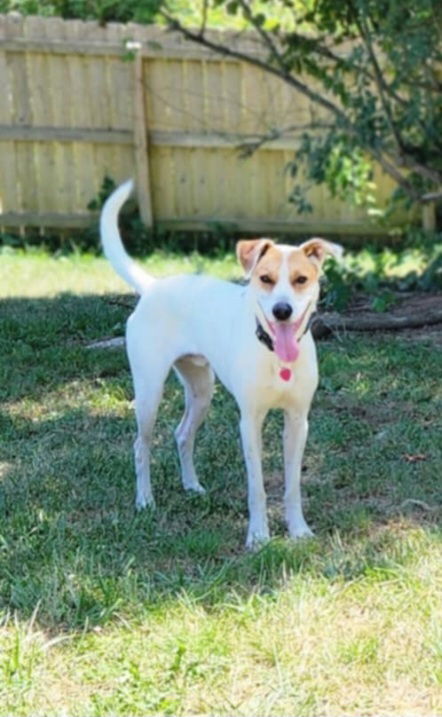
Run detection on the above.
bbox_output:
[130,43,153,228]
[422,202,436,232]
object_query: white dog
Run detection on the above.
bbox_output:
[100,180,342,548]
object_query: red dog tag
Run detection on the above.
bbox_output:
[279,368,292,382]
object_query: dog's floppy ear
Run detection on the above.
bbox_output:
[300,237,343,267]
[236,238,275,277]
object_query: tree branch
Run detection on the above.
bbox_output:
[312,307,442,338]
[87,308,442,350]
[421,190,442,203]
[160,7,435,204]
[160,9,351,128]
[350,2,405,154]
[237,0,283,68]
[199,0,209,37]
[397,157,442,186]
[236,122,335,156]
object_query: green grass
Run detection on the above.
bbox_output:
[0,248,441,715]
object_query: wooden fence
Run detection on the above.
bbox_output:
[0,13,397,235]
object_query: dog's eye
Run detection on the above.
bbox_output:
[260,274,274,285]
[295,275,308,285]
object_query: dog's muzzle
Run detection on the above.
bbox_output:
[255,304,315,358]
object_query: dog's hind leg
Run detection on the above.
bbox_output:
[132,375,165,510]
[174,356,215,494]
[127,330,171,510]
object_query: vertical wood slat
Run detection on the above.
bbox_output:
[2,15,23,210]
[0,16,17,214]
[133,50,153,228]
[422,202,436,231]
[49,19,68,211]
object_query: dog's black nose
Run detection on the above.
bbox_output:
[272,302,293,321]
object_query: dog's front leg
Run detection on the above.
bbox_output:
[239,409,269,549]
[283,410,314,539]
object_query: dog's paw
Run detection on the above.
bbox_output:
[289,523,315,540]
[245,529,270,551]
[184,482,206,495]
[135,495,155,511]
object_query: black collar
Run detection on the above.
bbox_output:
[255,317,274,351]
[255,313,315,353]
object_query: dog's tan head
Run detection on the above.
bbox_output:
[236,237,342,362]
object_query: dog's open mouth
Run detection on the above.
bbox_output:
[269,305,310,363]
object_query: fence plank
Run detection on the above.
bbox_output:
[133,52,153,227]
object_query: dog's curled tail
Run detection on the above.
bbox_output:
[100,179,154,294]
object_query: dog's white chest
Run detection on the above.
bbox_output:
[227,333,318,412]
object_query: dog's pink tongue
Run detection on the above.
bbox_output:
[273,323,300,362]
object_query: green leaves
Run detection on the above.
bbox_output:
[162,0,442,221]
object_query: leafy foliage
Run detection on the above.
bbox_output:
[161,0,442,221]
[0,0,160,24]
[321,238,442,310]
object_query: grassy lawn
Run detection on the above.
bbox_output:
[0,248,441,716]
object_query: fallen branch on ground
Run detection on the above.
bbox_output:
[311,307,442,338]
[86,337,125,350]
[85,307,442,350]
